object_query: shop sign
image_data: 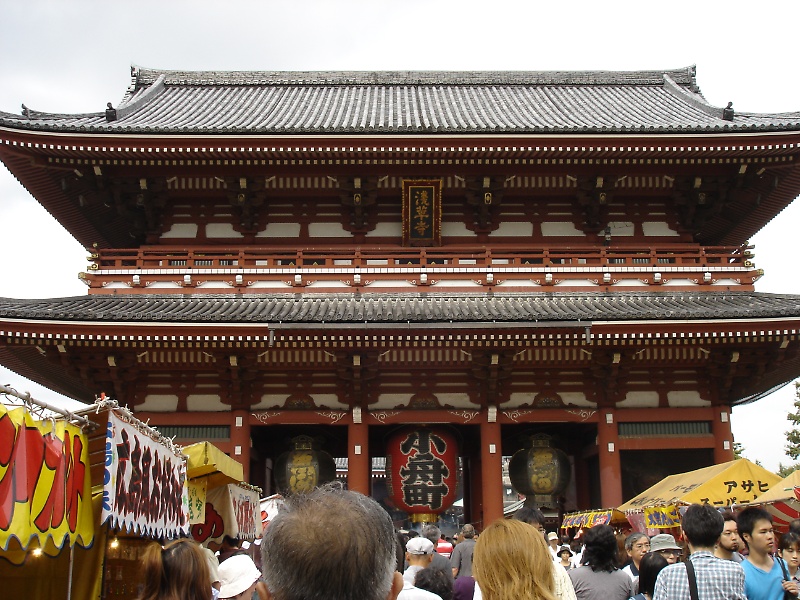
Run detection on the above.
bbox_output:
[191,483,262,545]
[0,404,93,550]
[644,505,680,529]
[102,411,189,538]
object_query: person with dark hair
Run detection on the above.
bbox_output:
[219,536,246,564]
[789,519,800,536]
[715,511,744,562]
[421,524,454,578]
[632,553,668,600]
[653,503,745,600]
[139,538,212,600]
[514,506,548,534]
[621,532,650,579]
[739,506,799,600]
[414,567,453,600]
[568,525,635,600]
[778,531,800,583]
[450,524,477,579]
[260,482,403,600]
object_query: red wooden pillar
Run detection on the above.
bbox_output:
[347,420,371,495]
[231,409,251,481]
[711,406,735,463]
[479,417,504,528]
[597,409,622,508]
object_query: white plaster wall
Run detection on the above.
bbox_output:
[256,223,301,238]
[642,221,679,236]
[365,222,403,237]
[161,223,199,238]
[137,394,179,412]
[308,222,350,237]
[616,391,660,408]
[186,394,227,411]
[667,390,709,406]
[206,223,243,238]
[541,222,583,236]
[441,222,472,237]
[487,222,534,237]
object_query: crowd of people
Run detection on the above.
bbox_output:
[137,484,800,600]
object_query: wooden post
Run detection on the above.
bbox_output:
[479,417,504,528]
[711,406,735,463]
[347,421,371,495]
[231,409,251,481]
[597,408,622,508]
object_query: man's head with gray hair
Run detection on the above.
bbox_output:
[261,483,402,600]
[421,524,441,545]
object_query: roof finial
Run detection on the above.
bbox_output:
[21,103,29,118]
[722,102,734,121]
[105,102,117,122]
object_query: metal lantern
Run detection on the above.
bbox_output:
[274,435,336,494]
[509,434,570,505]
[386,426,459,523]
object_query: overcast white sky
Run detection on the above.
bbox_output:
[1,0,799,472]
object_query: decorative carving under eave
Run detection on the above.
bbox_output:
[576,175,616,233]
[339,176,378,234]
[334,351,380,408]
[672,175,733,237]
[464,176,504,233]
[225,176,267,233]
[468,349,515,406]
[216,353,261,409]
[100,176,169,243]
[586,349,628,406]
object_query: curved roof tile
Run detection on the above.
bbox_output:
[2,66,799,135]
[2,292,800,324]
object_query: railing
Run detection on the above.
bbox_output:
[89,244,753,271]
[81,244,760,293]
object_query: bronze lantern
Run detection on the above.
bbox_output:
[508,434,570,507]
[274,435,336,494]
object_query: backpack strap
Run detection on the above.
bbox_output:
[686,558,700,600]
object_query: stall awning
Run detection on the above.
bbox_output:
[185,442,243,488]
[748,469,800,532]
[618,459,780,512]
[0,404,94,562]
[562,508,627,529]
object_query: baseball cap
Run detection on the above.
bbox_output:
[218,555,261,599]
[406,537,435,555]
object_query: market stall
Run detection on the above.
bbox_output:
[0,387,97,599]
[617,459,781,535]
[185,441,262,548]
[747,469,800,533]
[561,508,629,532]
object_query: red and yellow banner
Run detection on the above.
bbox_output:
[0,404,93,553]
[101,411,189,538]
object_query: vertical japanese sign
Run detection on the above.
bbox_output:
[190,483,262,546]
[402,179,442,246]
[0,404,93,551]
[386,427,458,521]
[102,411,189,538]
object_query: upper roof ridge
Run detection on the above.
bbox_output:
[131,65,698,88]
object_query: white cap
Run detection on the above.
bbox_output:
[218,555,261,599]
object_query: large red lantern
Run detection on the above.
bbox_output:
[386,427,459,523]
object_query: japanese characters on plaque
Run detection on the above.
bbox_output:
[402,179,442,246]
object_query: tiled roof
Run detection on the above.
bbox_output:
[2,292,800,324]
[2,66,799,135]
